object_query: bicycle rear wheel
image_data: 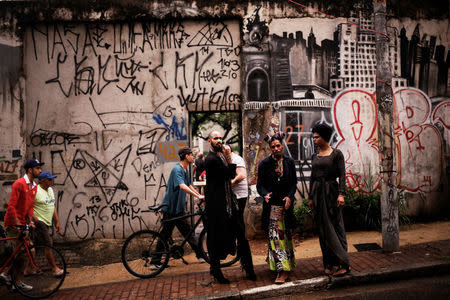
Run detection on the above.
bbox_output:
[121,230,169,278]
[199,229,240,268]
[12,245,66,299]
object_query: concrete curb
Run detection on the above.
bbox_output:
[329,261,450,289]
[180,260,450,300]
[239,276,329,299]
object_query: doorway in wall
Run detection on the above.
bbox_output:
[189,111,242,156]
[187,111,242,224]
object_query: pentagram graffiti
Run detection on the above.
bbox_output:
[81,144,132,204]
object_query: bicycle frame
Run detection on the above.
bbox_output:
[0,232,38,277]
[158,209,205,250]
[121,204,241,279]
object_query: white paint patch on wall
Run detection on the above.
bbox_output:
[269,18,340,42]
[270,16,450,49]
[24,20,241,241]
[332,89,380,192]
[393,88,442,193]
[331,87,445,194]
[388,18,450,48]
[432,100,450,154]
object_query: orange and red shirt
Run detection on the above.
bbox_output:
[4,175,37,226]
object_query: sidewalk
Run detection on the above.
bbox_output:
[54,239,450,299]
[1,222,450,299]
[50,220,450,290]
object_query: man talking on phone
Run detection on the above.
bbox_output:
[204,131,256,284]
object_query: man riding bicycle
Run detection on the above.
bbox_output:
[0,158,44,291]
[149,147,205,270]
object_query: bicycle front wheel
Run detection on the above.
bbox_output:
[121,230,169,278]
[199,229,240,268]
[12,245,66,299]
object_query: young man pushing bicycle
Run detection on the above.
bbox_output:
[150,147,205,270]
[1,158,44,291]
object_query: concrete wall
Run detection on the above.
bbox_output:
[0,15,25,213]
[0,1,448,244]
[23,20,241,240]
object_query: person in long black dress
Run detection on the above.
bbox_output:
[257,132,297,284]
[309,123,350,276]
[204,131,256,284]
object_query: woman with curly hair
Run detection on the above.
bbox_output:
[257,132,297,284]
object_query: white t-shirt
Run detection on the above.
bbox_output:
[232,153,248,199]
[34,185,55,226]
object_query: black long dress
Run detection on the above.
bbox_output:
[204,151,238,269]
[310,148,350,269]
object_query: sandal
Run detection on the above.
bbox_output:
[324,265,339,275]
[274,272,289,284]
[333,266,350,277]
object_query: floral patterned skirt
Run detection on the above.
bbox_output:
[267,205,296,272]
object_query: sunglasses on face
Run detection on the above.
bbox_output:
[213,137,223,140]
[271,144,282,149]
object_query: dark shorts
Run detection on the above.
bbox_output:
[33,220,53,247]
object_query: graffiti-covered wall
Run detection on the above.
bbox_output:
[0,33,24,211]
[23,20,241,241]
[0,1,449,245]
[241,4,450,217]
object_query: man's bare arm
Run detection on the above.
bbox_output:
[232,166,247,186]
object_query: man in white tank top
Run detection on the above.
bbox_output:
[230,152,249,215]
[224,147,256,281]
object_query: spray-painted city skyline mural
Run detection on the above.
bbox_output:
[242,6,449,199]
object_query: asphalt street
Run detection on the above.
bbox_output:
[265,274,450,300]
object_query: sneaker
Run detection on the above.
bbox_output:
[15,280,33,291]
[53,269,64,277]
[0,273,11,285]
[149,264,162,270]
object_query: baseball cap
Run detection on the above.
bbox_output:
[23,158,44,170]
[38,171,57,180]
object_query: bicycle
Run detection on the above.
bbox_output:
[121,203,240,278]
[0,224,66,299]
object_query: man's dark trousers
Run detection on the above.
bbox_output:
[151,213,203,264]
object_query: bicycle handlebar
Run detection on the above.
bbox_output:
[14,224,29,230]
[148,198,205,215]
